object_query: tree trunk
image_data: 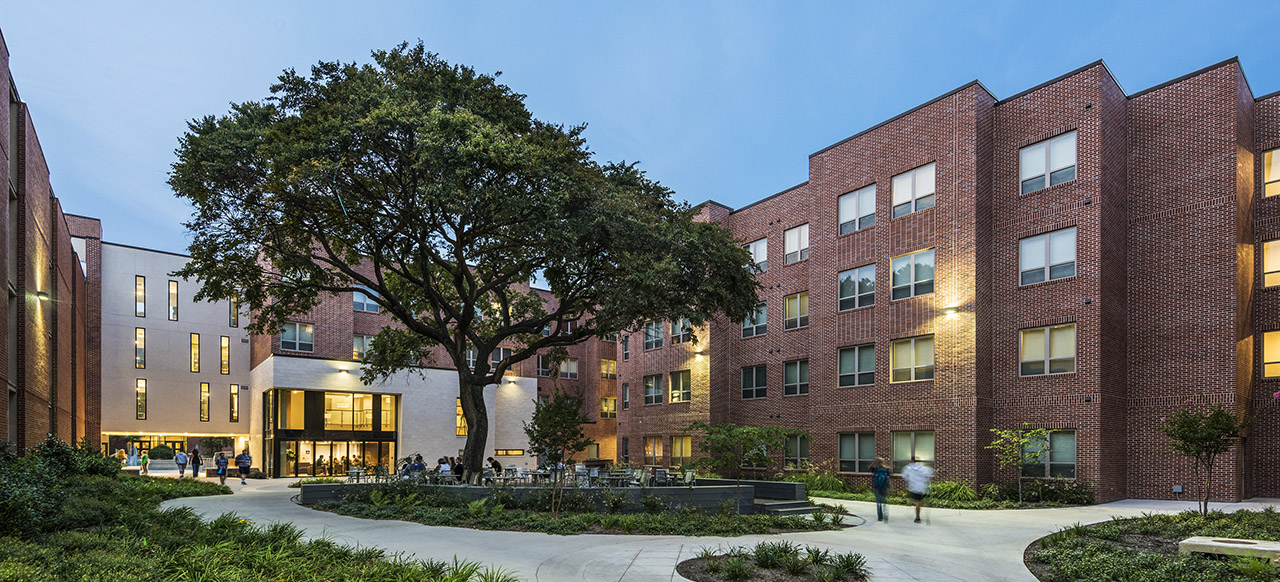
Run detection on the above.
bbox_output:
[459,378,490,486]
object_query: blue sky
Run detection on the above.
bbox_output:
[3,1,1278,252]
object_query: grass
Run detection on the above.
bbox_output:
[1027,508,1280,581]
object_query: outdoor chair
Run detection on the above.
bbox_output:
[587,467,600,486]
[675,469,696,487]
[628,468,647,487]
[653,468,670,486]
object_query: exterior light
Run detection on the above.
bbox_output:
[36,291,50,301]
[339,369,350,374]
[944,307,958,318]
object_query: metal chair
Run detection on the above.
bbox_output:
[653,468,670,486]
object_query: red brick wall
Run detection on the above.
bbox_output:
[1250,92,1280,497]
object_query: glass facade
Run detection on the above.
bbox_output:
[263,388,399,477]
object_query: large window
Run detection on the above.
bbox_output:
[1020,131,1077,194]
[1022,431,1077,478]
[784,360,809,396]
[671,317,692,344]
[559,357,579,380]
[622,383,629,410]
[229,384,240,422]
[671,436,692,467]
[381,395,396,431]
[784,435,809,469]
[1264,240,1280,287]
[1266,149,1280,198]
[600,397,617,419]
[1020,227,1076,285]
[670,370,692,403]
[892,430,935,472]
[353,286,380,313]
[456,398,467,436]
[838,184,876,234]
[891,249,935,299]
[838,432,876,473]
[281,322,314,352]
[742,302,767,338]
[135,379,147,420]
[600,359,617,379]
[746,238,768,271]
[643,374,663,405]
[325,393,373,430]
[1264,331,1280,378]
[280,390,305,430]
[353,335,375,360]
[190,333,200,373]
[784,224,810,264]
[220,336,231,374]
[168,280,179,321]
[784,292,809,329]
[891,163,936,218]
[644,436,662,465]
[742,365,767,399]
[643,321,664,350]
[135,276,146,317]
[1020,324,1076,376]
[199,382,209,422]
[891,336,934,382]
[838,344,875,387]
[838,264,875,310]
[135,328,146,369]
[536,355,551,377]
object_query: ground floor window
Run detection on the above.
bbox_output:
[891,430,934,472]
[277,440,395,478]
[586,443,599,459]
[644,436,662,465]
[784,435,809,469]
[1022,430,1077,479]
[620,437,630,464]
[838,432,875,473]
[671,436,692,467]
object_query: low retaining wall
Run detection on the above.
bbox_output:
[299,483,758,514]
[696,478,806,500]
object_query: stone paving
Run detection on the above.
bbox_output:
[160,477,1280,582]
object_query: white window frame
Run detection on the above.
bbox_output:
[838,344,875,387]
[281,322,314,352]
[671,317,692,344]
[622,383,629,409]
[1020,131,1077,195]
[891,163,936,218]
[353,285,380,313]
[600,358,617,379]
[741,364,767,399]
[1019,324,1077,376]
[643,374,663,405]
[491,347,514,370]
[465,348,477,369]
[643,321,664,350]
[838,184,876,234]
[784,224,810,264]
[891,335,934,383]
[670,369,691,403]
[742,302,767,338]
[784,292,809,330]
[891,249,935,300]
[353,334,375,361]
[536,354,550,377]
[746,238,768,271]
[838,264,876,311]
[1019,227,1077,285]
[622,335,630,360]
[838,432,876,473]
[783,359,809,396]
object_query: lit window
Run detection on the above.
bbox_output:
[1022,431,1077,478]
[643,321,663,350]
[838,264,876,310]
[784,292,809,329]
[494,449,525,456]
[1020,227,1076,285]
[745,238,768,271]
[1020,324,1076,376]
[135,328,146,369]
[621,336,630,360]
[784,435,809,469]
[229,295,239,327]
[536,354,550,377]
[559,357,578,380]
[381,395,396,431]
[891,163,936,218]
[600,359,617,379]
[783,360,808,396]
[135,379,147,420]
[892,430,934,472]
[891,336,934,382]
[168,281,179,321]
[1264,331,1280,378]
[199,382,209,422]
[671,317,692,344]
[600,397,617,419]
[784,224,810,264]
[1263,240,1280,287]
[838,184,876,234]
[671,436,692,467]
[1267,149,1280,198]
[670,370,692,403]
[135,276,146,317]
[190,333,200,373]
[229,384,240,422]
[353,335,375,360]
[838,344,875,387]
[220,336,230,374]
[353,286,380,313]
[1020,131,1077,194]
[456,398,467,436]
[621,383,629,410]
[891,249,935,300]
[741,365,766,399]
[586,443,600,459]
[281,322,314,352]
[742,302,767,338]
[644,436,663,465]
[643,374,663,404]
[838,432,875,473]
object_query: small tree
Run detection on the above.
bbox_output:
[688,422,798,513]
[986,423,1051,504]
[523,388,593,517]
[1160,405,1241,516]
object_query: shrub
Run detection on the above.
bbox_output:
[781,553,809,575]
[776,460,849,493]
[640,491,666,514]
[287,477,343,488]
[929,480,979,502]
[148,444,176,460]
[831,551,869,579]
[721,557,756,581]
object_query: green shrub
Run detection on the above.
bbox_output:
[287,477,343,488]
[148,444,176,459]
[929,480,979,502]
[781,553,809,575]
[776,462,849,493]
[721,557,756,581]
[640,491,666,514]
[831,551,869,579]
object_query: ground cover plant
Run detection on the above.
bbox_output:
[288,476,345,488]
[676,542,870,582]
[313,480,839,536]
[809,477,1093,510]
[1026,509,1280,581]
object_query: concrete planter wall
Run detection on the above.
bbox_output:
[694,479,806,500]
[299,483,758,514]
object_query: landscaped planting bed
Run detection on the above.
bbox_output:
[676,541,869,582]
[1025,509,1280,581]
[809,477,1094,510]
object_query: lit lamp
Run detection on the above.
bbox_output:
[36,291,50,301]
[943,307,959,318]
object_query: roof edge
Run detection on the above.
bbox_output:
[730,181,809,215]
[102,240,192,259]
[995,59,1107,105]
[1127,56,1241,100]
[809,80,991,158]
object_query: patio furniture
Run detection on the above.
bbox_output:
[628,468,648,487]
[674,469,696,487]
[653,468,670,486]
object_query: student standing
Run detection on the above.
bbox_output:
[901,457,936,524]
[871,457,892,522]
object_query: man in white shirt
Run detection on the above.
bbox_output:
[901,457,935,524]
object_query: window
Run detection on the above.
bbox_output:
[838,433,876,473]
[381,395,396,431]
[838,264,876,310]
[671,317,691,344]
[892,430,935,472]
[621,336,630,360]
[670,370,692,403]
[644,436,662,465]
[168,281,179,321]
[622,383,629,409]
[742,302,767,337]
[199,383,210,422]
[538,395,549,407]
[1020,324,1076,375]
[784,292,809,329]
[536,355,551,377]
[494,449,525,456]
[134,328,146,369]
[891,336,934,382]
[135,276,146,317]
[135,379,147,420]
[741,365,767,399]
[1020,131,1077,194]
[220,336,231,374]
[1267,149,1280,198]
[323,392,373,430]
[838,344,876,387]
[586,443,600,460]
[600,359,617,379]
[784,224,810,264]
[1264,331,1280,377]
[564,320,578,334]
[456,398,467,436]
[600,397,617,419]
[465,348,477,369]
[643,321,663,350]
[1264,240,1280,287]
[1020,227,1076,285]
[838,184,876,234]
[190,333,200,373]
[229,384,240,422]
[229,295,239,327]
[671,436,692,467]
[353,335,375,360]
[891,163,936,217]
[620,437,630,463]
[643,374,663,404]
[353,285,380,313]
[784,360,809,396]
[492,347,514,370]
[784,435,809,469]
[559,357,580,379]
[279,390,305,430]
[746,238,768,271]
[891,249,935,300]
[281,322,314,352]
[1022,431,1077,478]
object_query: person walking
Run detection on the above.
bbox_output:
[901,457,936,524]
[140,450,150,475]
[215,452,229,485]
[190,448,204,480]
[235,449,253,485]
[871,457,892,522]
[175,449,189,478]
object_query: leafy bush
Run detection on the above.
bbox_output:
[831,551,869,578]
[929,480,979,502]
[287,477,343,488]
[148,444,176,460]
[721,557,756,581]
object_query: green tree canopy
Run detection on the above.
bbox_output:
[168,43,760,481]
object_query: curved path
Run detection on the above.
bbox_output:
[161,478,1279,582]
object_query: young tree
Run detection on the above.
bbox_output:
[688,422,798,513]
[1160,405,1241,516]
[985,423,1051,504]
[169,44,760,483]
[523,387,593,517]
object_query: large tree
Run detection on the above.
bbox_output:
[169,43,759,483]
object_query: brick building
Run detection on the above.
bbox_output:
[617,58,1280,503]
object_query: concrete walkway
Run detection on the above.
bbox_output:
[160,478,1280,582]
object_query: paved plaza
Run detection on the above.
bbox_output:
[160,478,1280,581]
